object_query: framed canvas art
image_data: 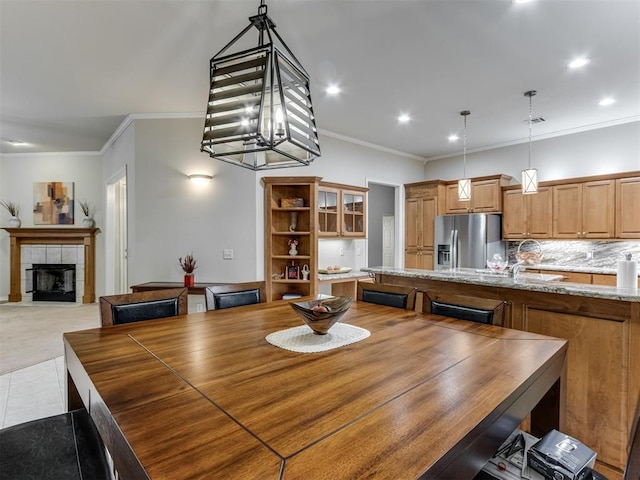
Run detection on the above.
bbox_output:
[33,182,74,225]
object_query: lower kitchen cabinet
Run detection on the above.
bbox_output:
[526,309,628,471]
[405,249,433,269]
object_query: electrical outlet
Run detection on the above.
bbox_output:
[339,247,344,256]
[356,247,361,256]
[223,249,233,260]
[196,303,204,313]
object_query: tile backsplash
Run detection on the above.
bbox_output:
[507,240,640,269]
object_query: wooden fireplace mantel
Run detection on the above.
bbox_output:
[2,227,100,304]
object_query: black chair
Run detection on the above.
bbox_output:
[356,281,416,310]
[99,287,188,326]
[205,281,266,311]
[0,408,111,480]
[424,293,506,326]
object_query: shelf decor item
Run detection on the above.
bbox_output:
[179,253,198,287]
[1,200,21,227]
[200,0,321,170]
[288,238,298,256]
[79,200,95,228]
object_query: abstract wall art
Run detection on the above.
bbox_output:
[33,181,74,225]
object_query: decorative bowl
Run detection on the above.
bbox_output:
[290,296,353,335]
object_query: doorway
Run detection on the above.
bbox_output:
[367,182,398,268]
[105,168,128,295]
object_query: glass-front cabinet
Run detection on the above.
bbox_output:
[318,182,368,238]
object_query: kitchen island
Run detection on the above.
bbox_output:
[362,266,639,479]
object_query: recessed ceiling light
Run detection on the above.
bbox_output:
[599,97,616,106]
[6,140,29,146]
[568,57,590,69]
[448,134,459,142]
[398,114,411,123]
[326,84,341,95]
[513,0,534,4]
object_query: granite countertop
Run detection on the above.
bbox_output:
[318,271,372,281]
[361,267,640,303]
[531,263,621,275]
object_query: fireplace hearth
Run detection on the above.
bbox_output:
[30,264,76,302]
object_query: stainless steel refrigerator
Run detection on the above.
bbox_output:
[434,213,505,270]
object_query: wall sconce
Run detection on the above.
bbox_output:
[189,174,213,186]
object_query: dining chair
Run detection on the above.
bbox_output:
[356,281,416,310]
[99,287,188,326]
[0,408,111,480]
[205,281,266,310]
[423,292,506,326]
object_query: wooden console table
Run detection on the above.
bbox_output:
[130,281,222,296]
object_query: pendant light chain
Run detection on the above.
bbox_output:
[527,91,534,170]
[461,110,470,177]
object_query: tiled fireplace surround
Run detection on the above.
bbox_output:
[21,245,85,303]
[3,228,99,304]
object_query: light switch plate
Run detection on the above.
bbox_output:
[223,249,233,260]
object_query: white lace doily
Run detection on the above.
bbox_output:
[265,322,370,353]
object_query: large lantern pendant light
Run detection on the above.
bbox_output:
[458,110,471,202]
[522,90,538,194]
[201,1,320,170]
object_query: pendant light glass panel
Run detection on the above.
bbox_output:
[522,168,538,195]
[522,90,538,194]
[201,3,320,170]
[458,178,471,201]
[458,110,471,201]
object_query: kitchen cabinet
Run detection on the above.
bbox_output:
[404,181,445,270]
[263,176,321,302]
[553,179,615,239]
[444,175,512,214]
[615,176,640,238]
[318,182,367,238]
[502,186,553,239]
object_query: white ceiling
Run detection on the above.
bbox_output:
[1,0,639,160]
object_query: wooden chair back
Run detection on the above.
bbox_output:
[205,281,266,311]
[99,288,188,326]
[423,292,506,326]
[356,281,416,310]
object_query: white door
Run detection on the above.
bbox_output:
[106,169,128,294]
[382,215,395,267]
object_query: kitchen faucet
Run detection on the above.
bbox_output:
[509,262,525,278]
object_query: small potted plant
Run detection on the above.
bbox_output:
[1,200,21,228]
[179,253,197,287]
[79,200,95,228]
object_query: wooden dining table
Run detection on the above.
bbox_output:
[64,297,567,480]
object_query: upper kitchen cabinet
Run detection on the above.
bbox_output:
[553,179,615,239]
[444,175,513,214]
[615,175,640,238]
[404,181,445,270]
[502,186,553,239]
[318,182,368,238]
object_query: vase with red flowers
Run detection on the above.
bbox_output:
[179,253,197,287]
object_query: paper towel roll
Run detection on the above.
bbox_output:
[617,259,638,290]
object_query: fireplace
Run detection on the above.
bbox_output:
[2,227,99,304]
[30,264,76,302]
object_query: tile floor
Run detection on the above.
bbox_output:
[0,356,66,429]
